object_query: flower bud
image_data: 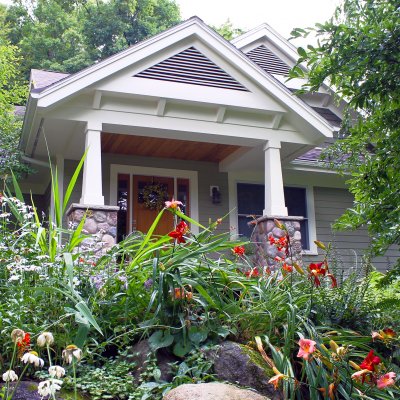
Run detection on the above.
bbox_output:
[314,240,326,250]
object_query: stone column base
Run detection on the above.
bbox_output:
[67,203,120,253]
[249,215,304,271]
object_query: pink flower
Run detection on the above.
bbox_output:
[377,372,396,390]
[351,369,371,383]
[165,198,183,210]
[297,338,317,360]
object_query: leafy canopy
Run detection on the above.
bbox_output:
[290,0,400,275]
[0,32,30,182]
[4,0,181,77]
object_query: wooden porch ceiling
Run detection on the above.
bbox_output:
[101,133,243,162]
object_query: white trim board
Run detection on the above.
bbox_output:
[110,164,199,234]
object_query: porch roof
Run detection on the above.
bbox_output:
[101,133,242,162]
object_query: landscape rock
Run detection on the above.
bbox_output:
[207,341,282,399]
[163,382,269,400]
[125,339,178,382]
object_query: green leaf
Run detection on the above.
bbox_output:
[173,339,192,357]
[188,326,208,345]
[297,47,307,57]
[11,171,24,202]
[75,301,103,335]
[63,148,88,214]
[149,330,174,351]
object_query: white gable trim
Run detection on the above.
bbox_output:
[30,17,333,139]
[232,23,300,63]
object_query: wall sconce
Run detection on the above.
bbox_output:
[210,186,221,204]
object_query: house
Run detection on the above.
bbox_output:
[18,17,397,271]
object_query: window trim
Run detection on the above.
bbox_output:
[229,173,317,254]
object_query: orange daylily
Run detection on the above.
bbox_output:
[245,267,260,278]
[173,287,193,301]
[268,371,285,390]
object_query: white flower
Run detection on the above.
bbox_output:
[72,277,81,287]
[37,332,54,347]
[2,370,18,382]
[21,351,44,367]
[38,379,63,397]
[62,345,82,364]
[48,365,65,378]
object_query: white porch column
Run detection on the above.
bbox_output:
[80,125,104,205]
[263,140,288,216]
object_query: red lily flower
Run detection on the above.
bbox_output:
[268,236,276,245]
[382,328,396,338]
[282,263,293,273]
[309,262,327,286]
[245,267,260,278]
[17,332,30,357]
[309,262,327,276]
[360,350,381,372]
[168,221,189,243]
[233,246,245,256]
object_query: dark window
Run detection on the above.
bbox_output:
[117,174,129,242]
[237,183,309,249]
[237,183,264,238]
[284,187,309,250]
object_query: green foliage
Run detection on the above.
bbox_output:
[212,19,244,40]
[64,348,213,400]
[66,359,137,400]
[0,158,101,360]
[0,33,30,182]
[1,175,400,399]
[290,0,400,274]
[312,269,377,332]
[4,0,181,77]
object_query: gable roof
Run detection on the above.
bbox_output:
[21,17,335,154]
[30,69,70,92]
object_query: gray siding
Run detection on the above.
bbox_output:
[305,187,398,273]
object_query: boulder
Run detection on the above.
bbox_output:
[124,339,178,382]
[163,382,269,400]
[208,341,282,399]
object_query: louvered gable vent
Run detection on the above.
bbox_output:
[134,47,248,91]
[246,45,290,75]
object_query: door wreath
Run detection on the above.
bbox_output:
[141,182,169,210]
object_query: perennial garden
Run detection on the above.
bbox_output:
[0,171,399,399]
